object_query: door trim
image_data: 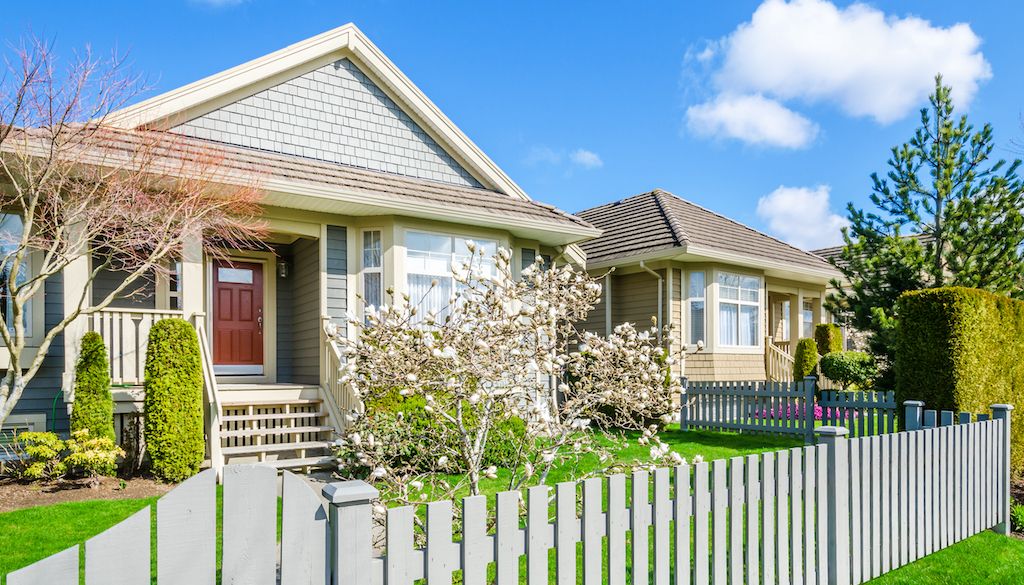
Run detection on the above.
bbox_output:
[206,251,277,384]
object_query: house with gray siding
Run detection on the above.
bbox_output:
[4,24,598,471]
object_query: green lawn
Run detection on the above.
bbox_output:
[0,428,1018,584]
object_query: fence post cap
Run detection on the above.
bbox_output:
[903,400,925,407]
[990,404,1015,412]
[803,375,817,381]
[323,479,379,505]
[814,426,849,437]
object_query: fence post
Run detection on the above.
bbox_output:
[990,404,1014,536]
[323,480,379,585]
[816,426,850,585]
[803,376,816,443]
[680,376,689,431]
[903,401,924,432]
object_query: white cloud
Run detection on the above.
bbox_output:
[686,0,991,146]
[569,148,604,169]
[756,185,849,249]
[525,146,604,170]
[686,94,819,149]
[717,0,991,123]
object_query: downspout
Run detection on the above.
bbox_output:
[639,261,663,344]
[604,273,612,336]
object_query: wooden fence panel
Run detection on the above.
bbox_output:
[608,475,628,585]
[157,468,216,585]
[280,471,328,585]
[86,507,150,585]
[223,465,277,585]
[6,546,78,585]
[581,479,602,585]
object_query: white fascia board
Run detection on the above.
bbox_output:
[105,23,534,203]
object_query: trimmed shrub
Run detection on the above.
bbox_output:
[895,287,1024,474]
[814,323,843,355]
[793,337,819,380]
[70,331,115,442]
[10,430,123,482]
[819,351,877,390]
[144,318,205,482]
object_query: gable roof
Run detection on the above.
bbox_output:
[107,24,530,201]
[577,189,838,277]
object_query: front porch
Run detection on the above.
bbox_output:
[67,224,356,473]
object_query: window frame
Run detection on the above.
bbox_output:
[0,214,44,347]
[686,270,706,346]
[360,228,385,312]
[403,229,500,318]
[716,270,762,349]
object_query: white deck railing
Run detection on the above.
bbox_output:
[192,313,225,478]
[765,336,796,382]
[321,317,361,419]
[91,308,185,386]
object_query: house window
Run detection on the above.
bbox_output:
[687,271,705,345]
[167,262,182,310]
[0,214,31,338]
[718,272,760,347]
[406,231,497,318]
[802,299,815,338]
[521,248,537,271]
[778,299,791,342]
[362,230,384,310]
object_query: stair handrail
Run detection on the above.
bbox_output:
[191,312,225,479]
[321,316,362,426]
[765,336,796,382]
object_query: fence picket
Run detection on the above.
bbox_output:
[281,472,328,585]
[386,506,416,585]
[653,468,672,585]
[815,444,829,582]
[497,490,522,585]
[802,446,815,585]
[580,479,602,585]
[634,470,652,585]
[870,435,882,579]
[554,482,576,585]
[695,462,711,585]
[426,500,458,585]
[463,495,491,585]
[727,457,744,585]
[711,460,727,585]
[157,468,216,585]
[85,507,149,585]
[7,546,78,585]
[608,476,628,585]
[761,451,776,585]
[675,465,692,585]
[788,448,803,585]
[776,451,790,585]
[223,465,277,585]
[849,439,862,585]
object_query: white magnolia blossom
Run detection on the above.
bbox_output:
[332,247,692,514]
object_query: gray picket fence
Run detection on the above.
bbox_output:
[680,378,897,441]
[5,405,1013,585]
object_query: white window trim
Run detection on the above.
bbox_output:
[686,270,706,347]
[403,229,500,278]
[717,271,762,349]
[360,228,384,313]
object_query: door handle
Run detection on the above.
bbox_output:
[258,316,263,334]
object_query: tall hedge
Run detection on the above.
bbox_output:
[793,337,819,380]
[70,331,115,441]
[144,318,205,482]
[814,323,843,355]
[896,287,1024,474]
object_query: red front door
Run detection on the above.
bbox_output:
[213,261,264,373]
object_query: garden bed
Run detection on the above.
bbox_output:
[0,475,171,514]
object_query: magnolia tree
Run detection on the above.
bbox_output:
[0,39,264,423]
[332,244,688,510]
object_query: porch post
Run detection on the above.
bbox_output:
[62,236,90,403]
[180,235,204,320]
[788,292,802,346]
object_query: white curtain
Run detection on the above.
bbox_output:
[740,305,758,346]
[720,303,738,346]
[409,273,452,320]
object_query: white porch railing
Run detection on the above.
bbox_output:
[192,313,225,478]
[321,317,361,418]
[91,308,184,386]
[765,336,796,382]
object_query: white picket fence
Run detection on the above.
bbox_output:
[6,405,1013,585]
[681,378,897,441]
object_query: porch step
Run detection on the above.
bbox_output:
[221,410,327,423]
[220,425,335,439]
[267,455,337,470]
[222,440,334,456]
[221,398,323,408]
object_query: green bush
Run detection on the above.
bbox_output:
[13,431,67,480]
[793,338,819,380]
[814,323,843,355]
[896,287,1024,474]
[10,430,123,481]
[819,351,877,390]
[1012,503,1024,534]
[144,318,205,483]
[70,331,115,442]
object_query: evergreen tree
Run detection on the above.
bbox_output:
[70,331,115,441]
[826,76,1024,382]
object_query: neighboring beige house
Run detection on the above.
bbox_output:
[5,24,598,471]
[576,189,841,382]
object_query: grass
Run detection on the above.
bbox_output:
[1,428,1017,584]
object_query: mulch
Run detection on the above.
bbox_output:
[0,475,173,514]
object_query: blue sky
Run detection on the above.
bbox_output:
[3,1,1022,250]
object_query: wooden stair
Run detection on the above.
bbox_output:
[218,397,337,472]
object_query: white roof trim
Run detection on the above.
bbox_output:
[105,23,532,202]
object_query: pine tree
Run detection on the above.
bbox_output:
[826,76,1024,382]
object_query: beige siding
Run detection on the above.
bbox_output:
[683,352,766,382]
[579,275,609,336]
[613,271,661,331]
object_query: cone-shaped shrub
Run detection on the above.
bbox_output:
[70,331,115,441]
[793,337,819,380]
[144,318,204,482]
[814,323,843,355]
